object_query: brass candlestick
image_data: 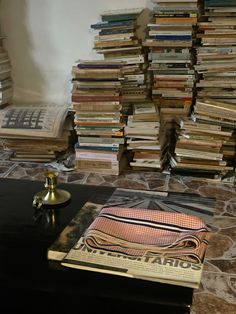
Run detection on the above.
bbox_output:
[33,171,71,209]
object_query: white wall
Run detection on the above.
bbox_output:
[0,0,152,105]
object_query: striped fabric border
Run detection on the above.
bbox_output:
[84,207,212,264]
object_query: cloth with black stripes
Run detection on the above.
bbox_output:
[84,207,211,264]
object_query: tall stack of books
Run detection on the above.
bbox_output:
[91,8,150,122]
[143,0,198,114]
[143,0,198,167]
[124,102,163,170]
[71,60,126,175]
[195,0,236,99]
[191,0,236,178]
[0,30,13,108]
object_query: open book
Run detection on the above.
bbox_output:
[0,103,68,138]
[49,188,215,289]
[0,103,71,162]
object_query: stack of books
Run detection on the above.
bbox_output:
[142,0,199,173]
[0,103,71,162]
[124,102,163,170]
[192,0,236,178]
[91,7,151,120]
[169,117,234,179]
[193,99,236,168]
[0,34,13,108]
[195,0,236,99]
[143,0,198,116]
[72,60,126,175]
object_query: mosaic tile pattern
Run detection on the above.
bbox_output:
[1,150,236,314]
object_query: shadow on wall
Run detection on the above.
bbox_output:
[146,0,153,7]
[0,0,155,104]
[0,0,53,103]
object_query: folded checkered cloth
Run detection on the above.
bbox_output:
[84,207,211,264]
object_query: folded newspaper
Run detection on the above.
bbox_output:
[62,205,212,288]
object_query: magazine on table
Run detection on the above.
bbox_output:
[48,188,215,289]
[62,235,204,289]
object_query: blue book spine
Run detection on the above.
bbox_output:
[77,64,121,69]
[205,0,235,6]
[153,35,192,41]
[75,143,119,152]
[91,20,133,30]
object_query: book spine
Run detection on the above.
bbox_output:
[75,154,118,161]
[72,96,120,102]
[75,144,119,151]
[79,137,124,144]
[75,158,119,169]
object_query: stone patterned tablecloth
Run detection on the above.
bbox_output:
[0,151,236,314]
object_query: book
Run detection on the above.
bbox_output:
[100,7,145,18]
[175,147,223,161]
[0,103,68,138]
[75,155,127,175]
[152,0,197,2]
[72,102,121,112]
[143,39,193,48]
[71,66,122,80]
[94,39,139,49]
[130,160,162,168]
[58,188,215,289]
[78,136,124,145]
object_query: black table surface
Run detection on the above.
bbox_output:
[0,178,193,313]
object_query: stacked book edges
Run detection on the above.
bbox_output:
[124,102,164,170]
[192,0,236,179]
[91,7,150,104]
[170,100,235,179]
[143,1,198,167]
[196,1,236,99]
[0,103,71,162]
[0,45,13,108]
[72,60,126,175]
[144,0,197,109]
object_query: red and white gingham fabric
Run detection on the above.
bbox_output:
[84,207,212,264]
